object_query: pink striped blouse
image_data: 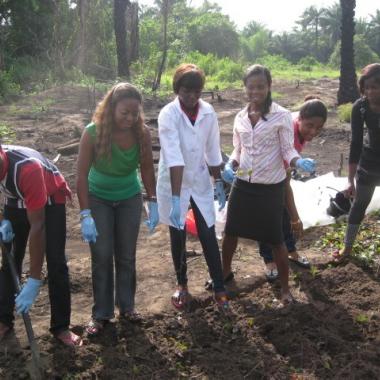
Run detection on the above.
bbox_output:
[230,102,300,184]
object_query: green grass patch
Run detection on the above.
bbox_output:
[337,103,352,123]
[0,123,16,143]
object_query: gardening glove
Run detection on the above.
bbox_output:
[169,195,183,229]
[145,200,159,233]
[221,161,235,184]
[296,158,316,173]
[80,209,98,243]
[15,277,42,314]
[0,219,14,243]
[215,179,226,211]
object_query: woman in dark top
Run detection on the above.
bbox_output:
[333,63,380,262]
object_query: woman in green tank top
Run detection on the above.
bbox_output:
[76,83,158,336]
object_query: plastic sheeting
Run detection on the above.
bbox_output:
[214,172,380,239]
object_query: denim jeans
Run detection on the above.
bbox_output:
[0,204,70,334]
[89,193,142,320]
[169,198,225,293]
[258,208,296,264]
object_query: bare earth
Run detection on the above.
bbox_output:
[1,79,380,379]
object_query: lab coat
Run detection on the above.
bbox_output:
[157,97,222,227]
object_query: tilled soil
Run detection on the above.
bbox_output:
[1,80,380,379]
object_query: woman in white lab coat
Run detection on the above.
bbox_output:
[157,63,228,311]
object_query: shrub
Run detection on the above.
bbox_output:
[337,103,353,122]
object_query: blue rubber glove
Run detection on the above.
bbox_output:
[222,161,235,184]
[80,209,98,243]
[145,200,159,233]
[0,219,14,242]
[169,195,183,229]
[215,179,226,211]
[15,277,42,314]
[296,158,316,173]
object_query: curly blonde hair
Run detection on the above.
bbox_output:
[92,82,147,160]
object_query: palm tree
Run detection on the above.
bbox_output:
[368,10,380,56]
[320,2,341,49]
[114,0,130,78]
[337,0,359,105]
[297,6,327,59]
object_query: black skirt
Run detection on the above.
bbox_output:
[224,178,286,245]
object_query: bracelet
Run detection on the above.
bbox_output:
[148,195,157,202]
[80,209,91,220]
[290,219,302,225]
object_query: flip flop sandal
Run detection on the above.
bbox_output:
[120,311,142,323]
[288,255,310,268]
[331,249,349,265]
[214,293,230,313]
[171,289,189,310]
[55,330,83,347]
[86,319,108,337]
[265,268,278,282]
[204,272,235,291]
[279,293,296,307]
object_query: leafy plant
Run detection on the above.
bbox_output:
[355,313,369,324]
[316,221,380,267]
[337,103,352,122]
[309,265,320,278]
[0,123,16,143]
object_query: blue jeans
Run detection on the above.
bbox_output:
[0,204,70,334]
[89,193,142,320]
[169,198,225,293]
[258,208,296,264]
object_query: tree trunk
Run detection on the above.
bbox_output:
[114,0,130,78]
[152,0,169,91]
[76,0,88,70]
[127,1,139,62]
[337,0,360,104]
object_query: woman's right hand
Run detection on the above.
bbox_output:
[344,180,356,198]
[80,209,98,243]
[222,161,236,184]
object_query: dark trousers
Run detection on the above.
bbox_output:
[0,204,70,334]
[258,208,296,264]
[169,198,225,293]
[348,183,376,224]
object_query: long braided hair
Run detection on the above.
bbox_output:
[92,82,146,160]
[243,64,272,121]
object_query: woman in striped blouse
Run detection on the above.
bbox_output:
[221,65,315,305]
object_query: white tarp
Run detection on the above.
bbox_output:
[214,172,380,238]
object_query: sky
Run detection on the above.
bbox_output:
[140,0,379,33]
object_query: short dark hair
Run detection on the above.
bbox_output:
[299,96,327,122]
[358,63,380,95]
[243,64,272,118]
[172,63,205,94]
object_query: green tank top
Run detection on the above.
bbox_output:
[86,123,141,201]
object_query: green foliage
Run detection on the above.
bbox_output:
[187,12,239,58]
[329,35,380,69]
[316,221,380,267]
[0,123,16,143]
[0,71,21,103]
[355,314,369,324]
[297,56,320,71]
[241,30,270,61]
[337,103,353,122]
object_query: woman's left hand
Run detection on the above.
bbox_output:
[146,201,159,233]
[290,219,303,239]
[215,179,226,210]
